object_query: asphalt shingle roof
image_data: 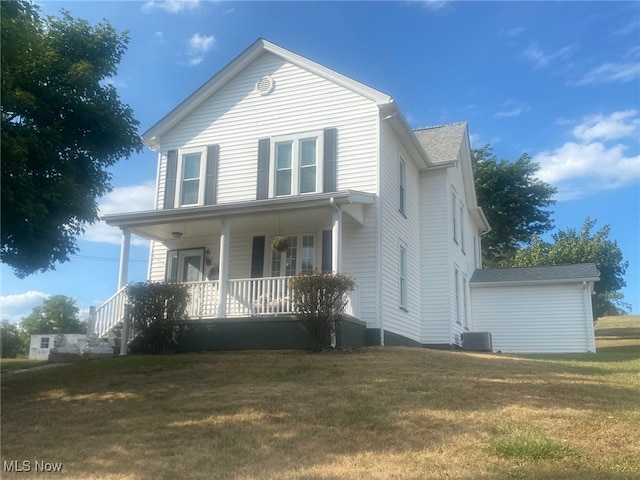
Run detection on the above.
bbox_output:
[470,263,600,284]
[413,122,467,164]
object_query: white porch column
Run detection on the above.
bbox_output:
[118,228,131,290]
[217,218,230,318]
[332,208,343,273]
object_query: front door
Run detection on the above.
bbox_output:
[167,248,204,282]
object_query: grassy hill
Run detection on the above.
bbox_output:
[1,316,638,479]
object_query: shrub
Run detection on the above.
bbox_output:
[289,271,355,353]
[126,282,189,354]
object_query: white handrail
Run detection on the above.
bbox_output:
[94,286,128,338]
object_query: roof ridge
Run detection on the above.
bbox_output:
[413,121,467,132]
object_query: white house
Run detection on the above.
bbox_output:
[98,38,598,353]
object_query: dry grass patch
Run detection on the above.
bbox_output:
[1,316,639,479]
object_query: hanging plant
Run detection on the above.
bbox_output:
[271,235,289,252]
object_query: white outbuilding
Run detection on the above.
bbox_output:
[470,264,599,353]
[29,334,87,360]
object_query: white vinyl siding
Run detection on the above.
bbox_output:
[471,283,596,353]
[379,126,422,344]
[158,52,379,207]
[419,168,450,344]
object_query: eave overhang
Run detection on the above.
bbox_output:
[103,190,374,231]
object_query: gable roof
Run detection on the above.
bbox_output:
[142,38,393,150]
[414,122,467,164]
[470,263,600,286]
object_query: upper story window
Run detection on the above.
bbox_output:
[270,131,323,197]
[399,157,406,216]
[459,202,466,253]
[179,151,206,206]
[164,145,219,209]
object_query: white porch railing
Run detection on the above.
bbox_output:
[93,277,361,336]
[94,286,128,338]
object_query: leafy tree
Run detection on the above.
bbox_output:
[1,320,27,358]
[290,271,355,353]
[514,218,629,316]
[472,145,557,267]
[1,0,143,277]
[20,295,87,335]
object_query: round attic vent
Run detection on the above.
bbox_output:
[256,76,275,96]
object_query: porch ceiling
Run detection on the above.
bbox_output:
[103,190,374,243]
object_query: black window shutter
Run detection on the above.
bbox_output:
[256,138,270,200]
[323,128,337,192]
[251,236,266,278]
[204,144,219,205]
[321,230,332,272]
[164,150,178,209]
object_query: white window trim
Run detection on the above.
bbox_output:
[451,189,458,244]
[175,146,207,207]
[269,130,324,198]
[459,202,466,254]
[462,276,469,329]
[399,157,407,217]
[454,266,461,325]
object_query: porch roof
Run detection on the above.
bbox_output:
[103,190,374,240]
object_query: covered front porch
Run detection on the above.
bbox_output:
[96,191,373,338]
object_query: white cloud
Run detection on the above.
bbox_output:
[494,100,531,118]
[0,291,50,322]
[522,43,576,69]
[82,182,156,245]
[572,110,639,141]
[142,0,200,14]
[534,110,640,200]
[419,0,449,11]
[505,26,525,37]
[189,33,215,53]
[575,62,640,85]
[182,33,216,67]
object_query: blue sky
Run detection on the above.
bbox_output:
[2,0,639,321]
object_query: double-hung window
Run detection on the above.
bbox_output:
[40,337,50,349]
[176,148,207,207]
[399,158,406,216]
[271,131,323,197]
[451,190,458,243]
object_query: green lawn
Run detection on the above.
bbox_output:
[1,316,638,479]
[0,358,47,374]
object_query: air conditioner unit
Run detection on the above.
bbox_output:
[461,332,492,352]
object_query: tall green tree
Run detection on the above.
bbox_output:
[1,320,26,358]
[20,295,87,335]
[1,0,143,277]
[472,145,557,267]
[514,218,629,316]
